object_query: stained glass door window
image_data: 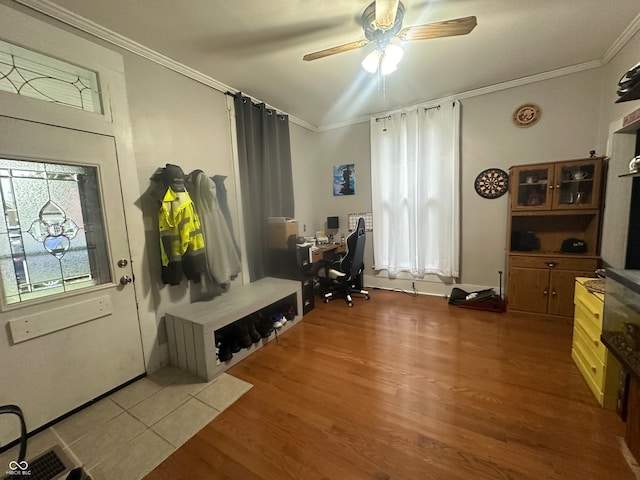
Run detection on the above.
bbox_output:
[0,158,111,305]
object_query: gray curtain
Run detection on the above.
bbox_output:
[234,93,295,281]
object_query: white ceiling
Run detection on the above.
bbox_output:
[23,0,640,128]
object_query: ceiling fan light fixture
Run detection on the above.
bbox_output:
[380,62,398,76]
[384,43,403,65]
[362,44,403,75]
[362,49,381,73]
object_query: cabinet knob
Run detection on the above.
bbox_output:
[547,262,557,268]
[543,289,548,296]
[549,185,554,190]
[551,290,557,296]
[556,184,560,189]
[593,340,599,347]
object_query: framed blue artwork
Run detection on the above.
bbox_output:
[333,164,355,196]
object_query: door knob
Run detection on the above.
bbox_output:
[120,275,133,285]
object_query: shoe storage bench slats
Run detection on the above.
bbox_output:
[164,277,303,382]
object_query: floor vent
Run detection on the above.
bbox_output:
[3,445,75,480]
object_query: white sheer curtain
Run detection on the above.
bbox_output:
[370,101,460,278]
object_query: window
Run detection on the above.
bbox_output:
[370,102,460,278]
[0,39,102,113]
[0,158,111,305]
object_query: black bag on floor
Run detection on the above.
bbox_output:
[448,287,496,305]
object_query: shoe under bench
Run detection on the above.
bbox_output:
[164,277,303,382]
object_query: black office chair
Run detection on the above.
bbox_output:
[317,217,370,307]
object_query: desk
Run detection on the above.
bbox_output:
[266,244,346,315]
[311,243,346,264]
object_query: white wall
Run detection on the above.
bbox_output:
[460,69,603,289]
[121,54,239,370]
[597,30,640,268]
[312,124,375,266]
[290,123,319,238]
[309,69,604,295]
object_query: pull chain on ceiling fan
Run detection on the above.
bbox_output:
[303,0,477,75]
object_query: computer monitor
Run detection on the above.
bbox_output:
[327,216,339,229]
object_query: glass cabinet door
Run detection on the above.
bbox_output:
[511,164,553,210]
[552,159,602,209]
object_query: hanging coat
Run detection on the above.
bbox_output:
[212,174,240,256]
[192,171,242,286]
[158,186,207,285]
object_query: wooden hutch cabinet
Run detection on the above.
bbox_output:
[506,156,606,319]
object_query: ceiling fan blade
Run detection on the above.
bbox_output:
[375,0,400,30]
[397,16,477,41]
[303,39,371,61]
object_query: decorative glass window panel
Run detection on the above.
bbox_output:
[0,39,102,114]
[0,158,111,305]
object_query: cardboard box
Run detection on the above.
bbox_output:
[268,221,299,249]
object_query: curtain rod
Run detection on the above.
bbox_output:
[226,91,288,119]
[374,103,445,122]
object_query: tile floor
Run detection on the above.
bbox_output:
[0,366,252,480]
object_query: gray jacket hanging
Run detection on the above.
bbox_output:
[191,171,241,286]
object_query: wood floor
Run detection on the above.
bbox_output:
[146,289,634,480]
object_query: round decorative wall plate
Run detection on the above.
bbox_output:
[513,103,541,128]
[474,168,509,199]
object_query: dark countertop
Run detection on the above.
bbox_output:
[606,268,640,295]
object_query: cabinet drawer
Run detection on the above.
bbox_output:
[574,281,603,323]
[571,348,604,405]
[574,307,606,363]
[302,296,314,314]
[572,325,606,388]
[574,293,603,332]
[510,255,598,271]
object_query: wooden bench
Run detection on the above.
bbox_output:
[165,277,302,381]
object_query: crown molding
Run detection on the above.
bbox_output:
[318,60,604,132]
[602,11,640,64]
[455,60,603,101]
[12,0,319,132]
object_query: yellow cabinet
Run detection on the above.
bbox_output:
[571,278,620,408]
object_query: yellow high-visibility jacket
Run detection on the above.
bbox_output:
[158,187,206,285]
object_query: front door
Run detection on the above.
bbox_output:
[0,116,145,437]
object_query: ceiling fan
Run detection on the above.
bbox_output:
[303,0,477,74]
